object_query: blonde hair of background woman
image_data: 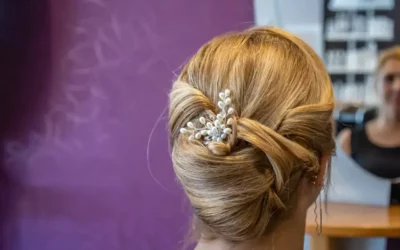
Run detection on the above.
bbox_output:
[377,45,400,72]
[169,27,335,243]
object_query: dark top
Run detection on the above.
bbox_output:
[351,126,400,178]
[350,126,400,204]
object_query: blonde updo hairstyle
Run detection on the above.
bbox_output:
[169,27,335,242]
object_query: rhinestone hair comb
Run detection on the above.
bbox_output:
[180,89,235,144]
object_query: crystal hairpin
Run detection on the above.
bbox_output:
[180,89,235,144]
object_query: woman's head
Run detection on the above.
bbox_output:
[169,27,335,242]
[377,46,400,121]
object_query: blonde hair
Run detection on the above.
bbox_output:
[169,27,335,242]
[377,45,400,72]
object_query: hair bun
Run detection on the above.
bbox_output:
[168,26,335,242]
[207,141,231,156]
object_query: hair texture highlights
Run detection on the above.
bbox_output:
[377,45,400,72]
[169,27,335,242]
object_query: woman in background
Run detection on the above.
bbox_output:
[168,27,335,250]
[338,46,400,203]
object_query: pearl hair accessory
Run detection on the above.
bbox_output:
[180,89,235,144]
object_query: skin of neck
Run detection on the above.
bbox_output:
[195,175,321,250]
[195,207,307,250]
[376,108,400,130]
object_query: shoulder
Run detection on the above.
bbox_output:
[337,128,352,156]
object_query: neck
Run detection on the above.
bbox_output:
[376,113,400,130]
[195,210,307,250]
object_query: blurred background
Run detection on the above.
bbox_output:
[256,0,399,135]
[0,0,398,250]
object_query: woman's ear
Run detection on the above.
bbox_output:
[317,154,330,187]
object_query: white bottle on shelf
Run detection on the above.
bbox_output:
[346,81,359,103]
[376,17,385,38]
[337,13,349,34]
[334,80,344,101]
[367,16,376,39]
[366,43,378,72]
[339,50,347,66]
[357,48,366,72]
[347,49,357,72]
[334,50,342,68]
[326,18,334,39]
[365,76,379,106]
[325,50,334,69]
[353,15,366,37]
[383,16,394,39]
[356,82,364,104]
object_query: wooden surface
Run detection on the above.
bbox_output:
[306,202,400,238]
[309,235,337,250]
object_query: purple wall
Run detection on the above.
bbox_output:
[0,1,253,249]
